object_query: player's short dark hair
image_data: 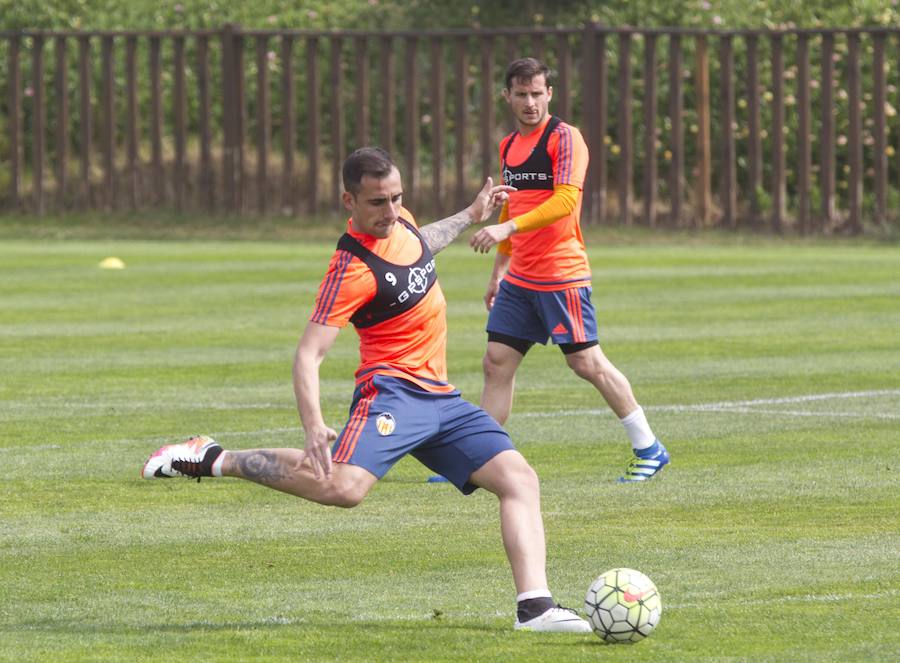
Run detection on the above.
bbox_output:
[504,57,552,90]
[342,147,396,194]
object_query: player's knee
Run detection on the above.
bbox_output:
[482,350,500,376]
[566,351,603,381]
[323,478,368,508]
[518,461,540,495]
[566,355,592,380]
[501,453,540,497]
[329,487,366,508]
[482,350,513,383]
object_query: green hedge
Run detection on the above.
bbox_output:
[2,0,899,32]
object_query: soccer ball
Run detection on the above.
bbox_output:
[584,568,662,643]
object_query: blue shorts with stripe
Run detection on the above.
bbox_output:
[332,375,515,494]
[486,279,599,346]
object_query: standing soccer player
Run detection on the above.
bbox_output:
[141,147,591,633]
[469,58,670,482]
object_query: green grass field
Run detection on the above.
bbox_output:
[1,228,898,661]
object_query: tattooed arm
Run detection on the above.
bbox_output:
[419,177,515,255]
[419,209,477,255]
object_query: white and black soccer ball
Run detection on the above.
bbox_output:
[584,568,662,643]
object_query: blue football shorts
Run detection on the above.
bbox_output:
[331,374,515,494]
[486,279,600,346]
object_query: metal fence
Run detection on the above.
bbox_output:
[3,23,900,232]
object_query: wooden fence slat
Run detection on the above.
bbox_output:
[719,34,736,228]
[197,35,213,211]
[173,36,187,212]
[505,34,518,79]
[355,36,368,147]
[581,27,608,226]
[54,36,68,209]
[480,37,494,183]
[403,36,418,210]
[847,32,862,234]
[642,34,658,228]
[770,34,785,232]
[694,35,711,227]
[330,36,344,210]
[820,33,836,227]
[149,36,164,205]
[668,34,683,227]
[33,35,46,215]
[281,35,295,213]
[234,35,246,212]
[617,32,633,225]
[78,36,91,209]
[797,34,812,234]
[101,35,114,211]
[873,33,887,229]
[306,36,320,214]
[255,36,270,213]
[897,34,900,206]
[125,35,139,210]
[594,32,608,225]
[579,24,596,224]
[557,33,572,122]
[431,38,445,215]
[454,36,468,208]
[7,35,21,209]
[745,36,761,224]
[533,33,547,71]
[380,35,395,153]
[221,25,236,213]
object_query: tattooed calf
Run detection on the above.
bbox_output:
[233,450,291,484]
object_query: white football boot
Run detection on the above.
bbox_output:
[141,435,221,480]
[514,605,593,633]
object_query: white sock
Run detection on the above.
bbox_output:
[211,450,227,477]
[517,588,552,602]
[620,407,655,451]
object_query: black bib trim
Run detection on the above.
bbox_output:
[501,115,562,191]
[336,218,437,329]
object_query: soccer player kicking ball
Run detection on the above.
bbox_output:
[469,58,670,482]
[142,147,591,634]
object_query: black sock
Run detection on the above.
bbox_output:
[517,596,556,623]
[173,443,222,479]
[199,445,223,476]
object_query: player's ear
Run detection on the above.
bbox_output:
[342,191,355,211]
[501,87,511,103]
[546,85,553,102]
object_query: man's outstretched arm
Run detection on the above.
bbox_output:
[293,321,341,479]
[419,177,514,254]
[470,184,580,253]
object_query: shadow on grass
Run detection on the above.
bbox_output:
[3,616,605,645]
[4,617,606,662]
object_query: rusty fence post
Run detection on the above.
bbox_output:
[694,34,711,228]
